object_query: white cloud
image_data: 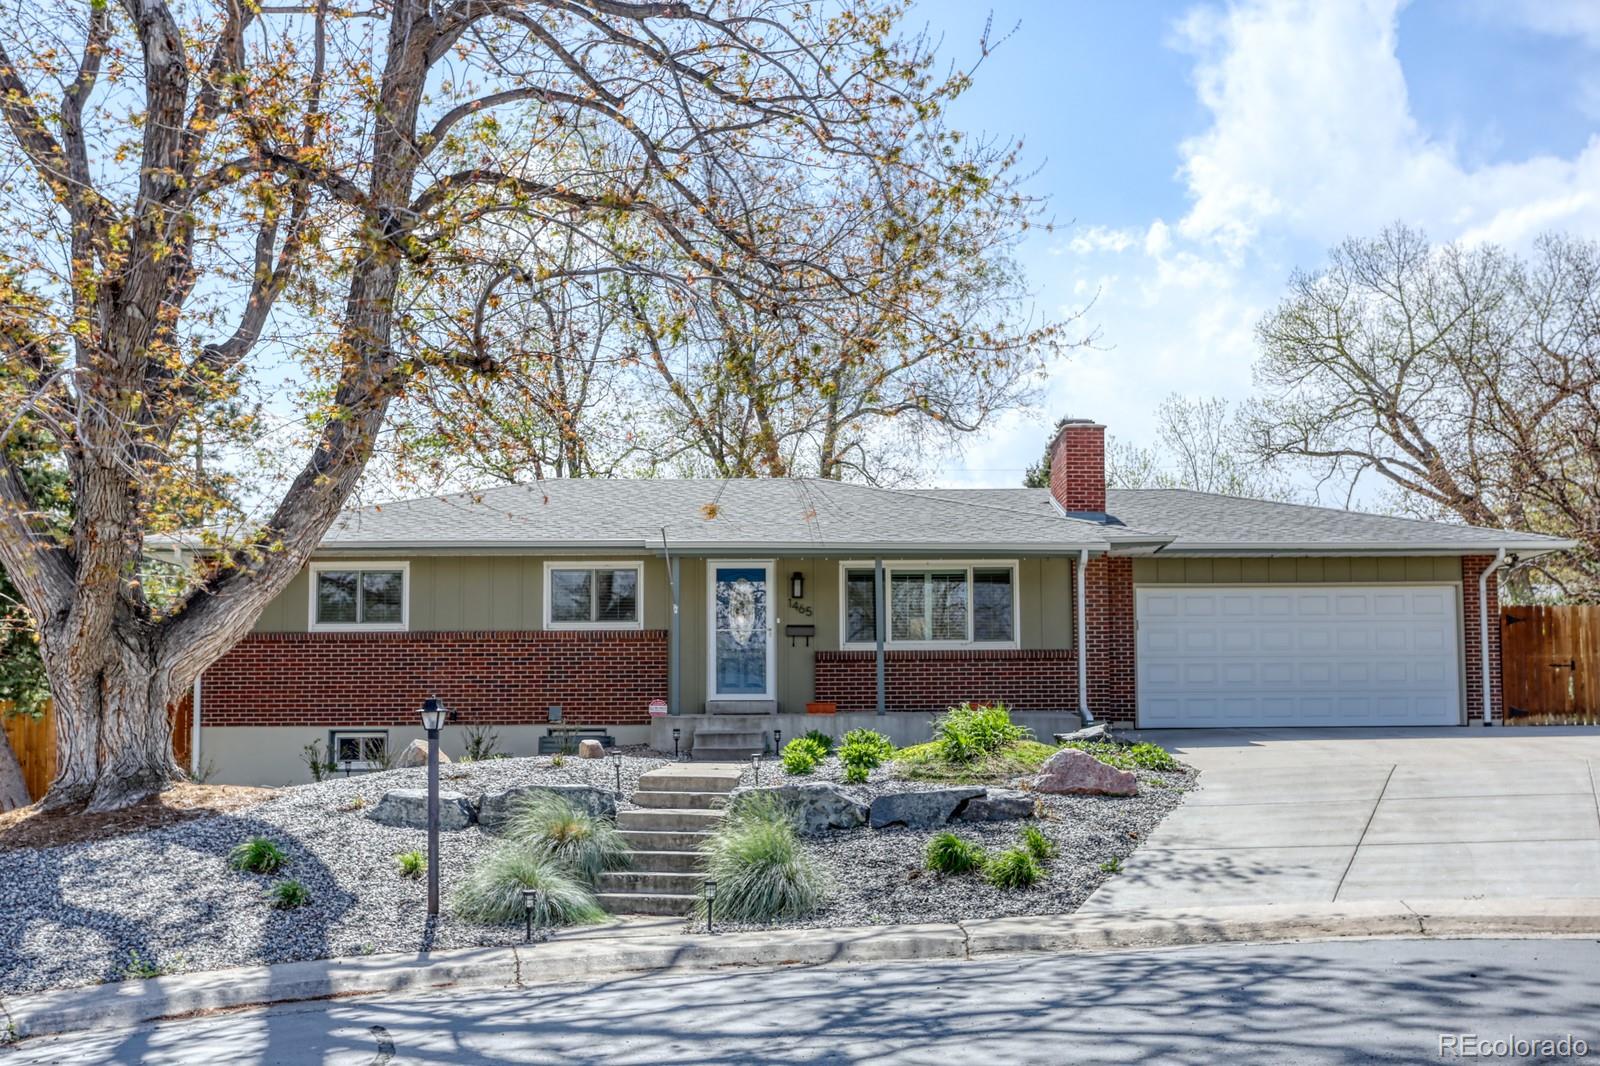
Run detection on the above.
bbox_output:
[941,0,1600,488]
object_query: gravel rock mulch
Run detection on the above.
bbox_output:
[0,746,1196,995]
[706,761,1197,934]
[0,750,665,997]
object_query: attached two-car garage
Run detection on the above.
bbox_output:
[1135,585,1463,728]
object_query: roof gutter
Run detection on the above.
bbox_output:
[1478,548,1509,727]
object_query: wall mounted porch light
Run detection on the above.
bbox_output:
[790,571,805,599]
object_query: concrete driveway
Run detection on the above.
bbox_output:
[1080,727,1600,913]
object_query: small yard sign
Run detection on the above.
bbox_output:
[648,699,668,717]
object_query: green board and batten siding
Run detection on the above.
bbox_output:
[1131,556,1462,585]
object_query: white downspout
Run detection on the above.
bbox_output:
[1478,548,1507,727]
[1077,548,1093,724]
[190,675,203,777]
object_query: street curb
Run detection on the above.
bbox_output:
[7,899,1600,1042]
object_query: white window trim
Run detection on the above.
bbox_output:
[542,560,645,630]
[707,559,777,700]
[838,559,1021,650]
[330,730,389,773]
[308,561,410,632]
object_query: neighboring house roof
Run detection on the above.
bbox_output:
[303,478,1150,555]
[925,487,1574,556]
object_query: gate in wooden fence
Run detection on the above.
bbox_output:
[2,697,195,803]
[1501,606,1600,725]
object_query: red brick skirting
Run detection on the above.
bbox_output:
[813,648,1079,715]
[201,630,668,727]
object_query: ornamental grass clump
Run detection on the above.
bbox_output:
[1020,825,1057,863]
[781,736,829,775]
[395,850,426,880]
[698,794,824,923]
[269,879,311,909]
[933,703,1030,764]
[925,831,988,875]
[504,791,630,887]
[229,837,287,875]
[1064,739,1180,772]
[452,848,605,927]
[984,847,1044,890]
[838,728,893,783]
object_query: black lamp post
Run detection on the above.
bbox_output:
[704,878,717,934]
[672,727,681,760]
[420,696,448,917]
[773,728,782,753]
[610,748,624,795]
[750,752,760,786]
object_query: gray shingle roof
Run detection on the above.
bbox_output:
[926,487,1573,555]
[312,479,1126,554]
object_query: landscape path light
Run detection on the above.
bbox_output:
[419,696,448,917]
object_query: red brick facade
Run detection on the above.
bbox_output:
[813,648,1079,714]
[1461,554,1503,723]
[202,630,667,727]
[1084,555,1137,723]
[1049,420,1107,512]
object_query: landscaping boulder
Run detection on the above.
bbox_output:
[577,739,606,759]
[394,739,451,769]
[368,788,475,830]
[1030,749,1137,796]
[954,788,1036,822]
[476,784,617,832]
[1052,723,1109,745]
[731,782,868,834]
[868,787,984,829]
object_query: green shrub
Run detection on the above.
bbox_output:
[301,741,336,783]
[504,791,630,886]
[781,736,829,775]
[1099,857,1122,874]
[460,723,502,762]
[269,879,310,909]
[924,831,987,875]
[698,794,825,923]
[984,847,1043,890]
[452,848,605,926]
[933,703,1030,764]
[229,837,287,875]
[800,729,835,754]
[893,739,1057,783]
[1064,739,1179,772]
[838,728,893,783]
[1020,825,1057,863]
[395,850,426,880]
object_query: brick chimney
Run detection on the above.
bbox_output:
[1049,419,1106,513]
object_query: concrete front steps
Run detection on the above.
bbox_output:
[692,714,774,761]
[598,764,741,917]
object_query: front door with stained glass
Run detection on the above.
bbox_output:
[712,564,771,698]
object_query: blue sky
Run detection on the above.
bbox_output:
[916,0,1600,490]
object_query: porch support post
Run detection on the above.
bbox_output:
[1077,549,1094,724]
[874,557,887,716]
[668,555,682,715]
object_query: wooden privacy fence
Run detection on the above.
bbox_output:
[1501,606,1600,725]
[2,698,194,804]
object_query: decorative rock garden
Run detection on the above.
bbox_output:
[0,711,1196,996]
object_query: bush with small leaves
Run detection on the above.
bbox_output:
[504,791,630,886]
[270,879,311,909]
[838,728,893,783]
[395,850,426,880]
[452,848,605,927]
[229,837,287,875]
[924,831,988,875]
[1099,857,1122,874]
[1020,825,1057,864]
[781,736,829,775]
[984,847,1043,890]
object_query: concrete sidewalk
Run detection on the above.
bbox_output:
[8,898,1600,1045]
[1082,727,1600,913]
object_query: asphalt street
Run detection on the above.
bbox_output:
[10,938,1600,1064]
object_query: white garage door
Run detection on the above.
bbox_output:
[1136,585,1462,728]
